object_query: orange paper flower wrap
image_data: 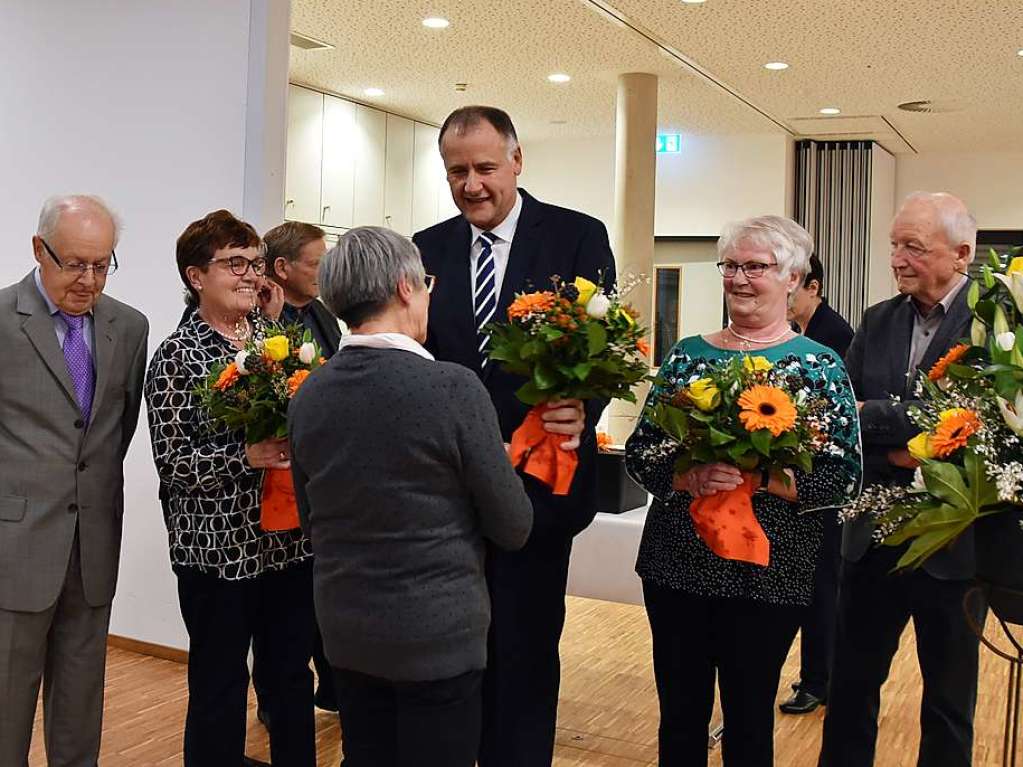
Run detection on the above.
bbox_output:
[261,467,300,531]
[688,474,770,566]
[509,405,578,496]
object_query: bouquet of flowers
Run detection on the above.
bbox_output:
[486,274,651,495]
[842,248,1023,578]
[645,353,840,565]
[198,321,323,531]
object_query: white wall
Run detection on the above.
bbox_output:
[0,0,288,650]
[896,152,1023,230]
[868,145,897,307]
[519,132,791,239]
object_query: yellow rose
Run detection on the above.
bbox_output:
[573,276,598,306]
[263,335,290,362]
[743,355,773,373]
[686,378,721,412]
[938,408,968,424]
[907,432,936,461]
[1007,256,1023,276]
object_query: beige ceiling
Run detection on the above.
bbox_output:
[290,0,1023,153]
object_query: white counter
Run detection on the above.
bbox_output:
[566,504,650,606]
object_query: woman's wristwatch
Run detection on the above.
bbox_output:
[757,467,771,492]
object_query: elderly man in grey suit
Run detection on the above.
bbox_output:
[0,195,148,766]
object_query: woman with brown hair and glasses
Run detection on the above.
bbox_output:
[144,209,315,767]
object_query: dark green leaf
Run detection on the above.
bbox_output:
[709,426,735,446]
[586,322,607,357]
[750,428,773,456]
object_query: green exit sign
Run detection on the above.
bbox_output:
[656,134,682,153]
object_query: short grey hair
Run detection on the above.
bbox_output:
[319,226,426,327]
[37,194,122,247]
[900,191,977,261]
[718,215,814,284]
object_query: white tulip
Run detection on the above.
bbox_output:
[298,342,317,365]
[997,391,1023,436]
[235,350,251,375]
[586,293,610,319]
[997,332,1017,352]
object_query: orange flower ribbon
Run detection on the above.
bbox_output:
[260,467,300,531]
[509,405,578,496]
[688,474,770,567]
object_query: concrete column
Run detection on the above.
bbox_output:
[608,73,658,443]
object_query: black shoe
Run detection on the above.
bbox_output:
[257,706,271,730]
[779,687,826,715]
[314,686,339,713]
[242,757,271,767]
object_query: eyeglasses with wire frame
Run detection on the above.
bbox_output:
[40,239,118,277]
[716,260,777,279]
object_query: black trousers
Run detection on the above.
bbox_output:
[818,547,985,767]
[175,561,316,767]
[254,619,335,707]
[333,666,484,767]
[478,532,574,767]
[643,581,803,767]
[795,509,842,698]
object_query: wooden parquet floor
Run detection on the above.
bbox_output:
[28,596,1017,766]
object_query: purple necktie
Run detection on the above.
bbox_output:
[59,311,95,424]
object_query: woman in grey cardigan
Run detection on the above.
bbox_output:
[288,226,533,767]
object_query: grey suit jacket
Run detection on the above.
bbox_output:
[0,272,148,612]
[842,283,974,579]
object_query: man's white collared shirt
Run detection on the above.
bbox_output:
[468,192,523,305]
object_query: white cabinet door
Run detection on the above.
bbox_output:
[412,122,449,233]
[352,105,387,227]
[321,94,356,228]
[384,114,414,236]
[285,85,323,224]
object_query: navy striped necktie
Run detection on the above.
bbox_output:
[474,231,498,370]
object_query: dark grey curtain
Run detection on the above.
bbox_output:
[793,140,873,325]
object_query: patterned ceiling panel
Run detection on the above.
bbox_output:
[290,0,1023,152]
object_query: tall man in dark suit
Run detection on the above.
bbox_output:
[413,106,616,767]
[0,195,148,765]
[818,192,985,767]
[780,254,855,715]
[264,220,342,715]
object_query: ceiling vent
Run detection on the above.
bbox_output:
[290,32,334,51]
[896,99,961,114]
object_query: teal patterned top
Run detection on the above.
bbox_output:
[625,334,862,606]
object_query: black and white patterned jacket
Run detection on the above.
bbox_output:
[144,313,310,580]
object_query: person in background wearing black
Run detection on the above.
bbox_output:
[778,254,855,715]
[264,221,341,716]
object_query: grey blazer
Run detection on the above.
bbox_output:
[842,284,973,579]
[0,272,148,612]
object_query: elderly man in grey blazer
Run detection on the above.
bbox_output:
[0,195,148,766]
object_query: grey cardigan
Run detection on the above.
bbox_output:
[289,345,533,682]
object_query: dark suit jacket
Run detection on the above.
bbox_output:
[843,284,974,578]
[805,298,854,359]
[413,189,616,537]
[282,299,342,357]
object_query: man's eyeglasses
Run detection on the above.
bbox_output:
[209,255,268,276]
[40,239,118,277]
[716,260,777,279]
[424,273,437,294]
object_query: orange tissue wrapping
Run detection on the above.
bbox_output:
[260,467,300,531]
[509,405,578,496]
[688,474,770,566]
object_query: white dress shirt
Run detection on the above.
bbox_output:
[337,332,435,361]
[469,191,523,303]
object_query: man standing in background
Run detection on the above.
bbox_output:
[413,105,616,766]
[0,195,148,765]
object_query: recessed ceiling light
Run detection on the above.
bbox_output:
[422,17,449,29]
[764,61,789,71]
[1017,48,1023,56]
[364,87,384,97]
[819,107,841,115]
[547,73,571,83]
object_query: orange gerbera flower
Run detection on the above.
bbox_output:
[928,343,969,381]
[213,362,240,391]
[636,338,651,357]
[507,291,557,319]
[287,369,311,397]
[930,409,981,457]
[738,385,797,436]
